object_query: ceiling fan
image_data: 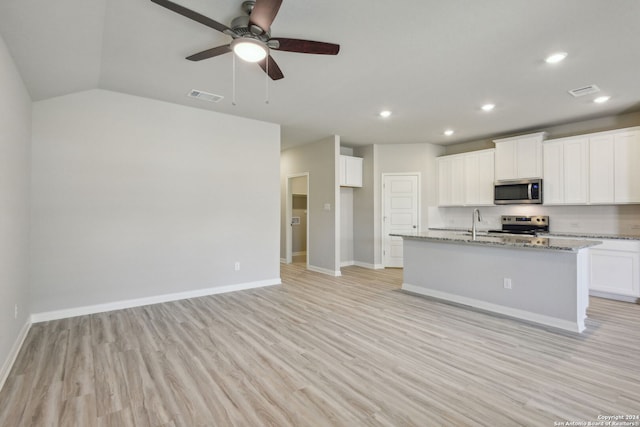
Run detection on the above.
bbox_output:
[151,0,340,80]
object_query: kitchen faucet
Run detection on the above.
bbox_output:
[471,208,482,240]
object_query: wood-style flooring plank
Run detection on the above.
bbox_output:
[1,262,640,426]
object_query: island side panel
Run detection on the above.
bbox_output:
[401,239,587,332]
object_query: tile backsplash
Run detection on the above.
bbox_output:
[429,204,640,236]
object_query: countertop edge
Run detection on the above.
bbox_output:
[428,227,640,241]
[392,231,601,252]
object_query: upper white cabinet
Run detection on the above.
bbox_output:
[494,132,547,180]
[589,135,615,204]
[543,137,589,205]
[437,149,494,207]
[613,130,640,203]
[544,127,640,205]
[339,155,363,187]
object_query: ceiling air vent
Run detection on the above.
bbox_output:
[568,84,600,98]
[188,89,224,103]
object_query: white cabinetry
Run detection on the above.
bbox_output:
[613,130,640,203]
[494,132,547,180]
[589,135,615,204]
[437,149,494,206]
[547,235,640,300]
[543,127,640,205]
[543,137,589,205]
[590,239,640,299]
[339,155,363,187]
[437,155,464,206]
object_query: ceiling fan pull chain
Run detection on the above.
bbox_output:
[232,53,237,106]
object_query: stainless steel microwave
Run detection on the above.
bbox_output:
[494,179,543,204]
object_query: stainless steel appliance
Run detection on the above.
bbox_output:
[494,178,542,205]
[488,215,549,236]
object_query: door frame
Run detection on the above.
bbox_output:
[381,172,421,267]
[286,173,310,265]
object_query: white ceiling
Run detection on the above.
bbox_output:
[1,0,639,149]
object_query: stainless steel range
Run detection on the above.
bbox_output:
[488,215,549,236]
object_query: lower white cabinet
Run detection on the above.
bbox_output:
[589,239,640,298]
[548,235,640,299]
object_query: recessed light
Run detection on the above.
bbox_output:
[379,110,392,118]
[594,96,610,104]
[545,52,568,64]
[481,103,495,112]
[444,129,454,136]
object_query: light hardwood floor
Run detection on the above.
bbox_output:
[1,263,639,426]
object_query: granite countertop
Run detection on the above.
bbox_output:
[539,231,640,241]
[391,230,601,252]
[429,227,640,241]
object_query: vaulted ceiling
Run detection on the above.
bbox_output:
[1,0,639,149]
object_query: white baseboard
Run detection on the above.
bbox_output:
[590,290,639,303]
[402,283,584,333]
[0,319,31,391]
[340,260,355,267]
[353,261,385,270]
[31,278,282,323]
[292,251,307,256]
[280,258,287,264]
[307,264,342,277]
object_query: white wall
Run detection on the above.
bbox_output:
[280,136,340,275]
[0,34,32,386]
[30,89,281,315]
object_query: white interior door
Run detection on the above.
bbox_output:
[383,174,419,268]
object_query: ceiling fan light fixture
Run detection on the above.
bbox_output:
[231,38,267,62]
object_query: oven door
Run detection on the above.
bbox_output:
[494,179,542,204]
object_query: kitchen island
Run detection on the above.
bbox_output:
[391,230,601,333]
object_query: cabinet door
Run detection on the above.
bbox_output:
[437,155,465,206]
[339,155,363,187]
[437,157,452,206]
[516,136,543,178]
[563,138,589,204]
[345,156,363,187]
[494,141,516,181]
[450,156,465,206]
[543,142,564,204]
[614,131,640,203]
[470,150,495,205]
[589,135,615,204]
[477,150,495,205]
[590,249,640,297]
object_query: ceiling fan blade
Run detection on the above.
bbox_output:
[249,0,282,33]
[270,38,340,55]
[151,0,232,34]
[258,55,284,80]
[186,45,232,61]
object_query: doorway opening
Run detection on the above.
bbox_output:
[286,173,309,266]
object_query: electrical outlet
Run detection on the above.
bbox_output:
[503,278,512,289]
[14,304,18,319]
[234,262,240,271]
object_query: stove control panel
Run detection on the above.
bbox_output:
[501,215,548,225]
